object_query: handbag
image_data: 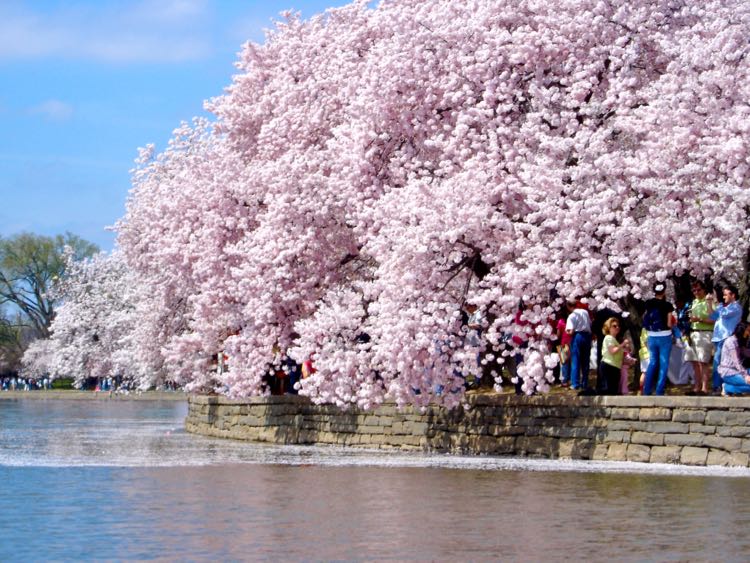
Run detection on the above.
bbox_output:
[558,344,570,365]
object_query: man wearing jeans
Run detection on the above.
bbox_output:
[565,300,592,391]
[709,284,742,393]
[643,283,675,396]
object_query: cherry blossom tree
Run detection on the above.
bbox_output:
[118,0,750,407]
[20,337,54,380]
[26,251,163,388]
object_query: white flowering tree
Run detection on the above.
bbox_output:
[26,251,163,389]
[117,0,750,407]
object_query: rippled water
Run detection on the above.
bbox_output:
[2,399,750,561]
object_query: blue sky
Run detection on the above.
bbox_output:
[0,0,348,250]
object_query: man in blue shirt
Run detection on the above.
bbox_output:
[709,283,743,393]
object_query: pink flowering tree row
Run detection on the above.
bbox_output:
[113,0,750,407]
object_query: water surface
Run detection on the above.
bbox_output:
[1,399,748,561]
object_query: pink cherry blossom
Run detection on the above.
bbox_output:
[95,0,750,406]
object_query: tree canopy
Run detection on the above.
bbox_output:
[105,0,750,407]
[0,232,98,340]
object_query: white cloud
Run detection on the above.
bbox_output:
[0,1,212,63]
[29,100,74,121]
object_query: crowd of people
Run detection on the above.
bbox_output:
[1,376,52,391]
[258,280,750,399]
[0,375,181,393]
[558,280,750,397]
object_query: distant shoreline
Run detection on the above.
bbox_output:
[0,390,186,401]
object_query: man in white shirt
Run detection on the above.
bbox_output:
[566,300,593,391]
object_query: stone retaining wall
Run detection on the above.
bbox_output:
[185,394,750,467]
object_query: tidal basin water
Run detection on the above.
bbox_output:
[2,399,750,561]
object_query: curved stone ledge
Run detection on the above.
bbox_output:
[185,394,750,468]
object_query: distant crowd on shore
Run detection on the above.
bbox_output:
[1,376,51,391]
[0,375,181,393]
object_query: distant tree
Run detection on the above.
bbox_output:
[0,311,34,375]
[34,251,164,388]
[0,232,98,339]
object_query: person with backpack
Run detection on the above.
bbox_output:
[642,283,676,395]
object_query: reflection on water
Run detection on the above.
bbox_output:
[1,399,750,561]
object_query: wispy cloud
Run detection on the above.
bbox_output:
[0,1,213,63]
[28,100,74,122]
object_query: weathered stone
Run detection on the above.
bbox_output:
[717,426,750,438]
[680,447,709,466]
[689,424,717,434]
[728,452,750,467]
[664,434,704,447]
[607,443,628,461]
[592,444,610,461]
[650,446,682,464]
[703,435,742,452]
[603,430,630,443]
[608,420,646,432]
[449,433,469,452]
[190,413,215,424]
[390,422,409,435]
[568,417,610,428]
[467,435,513,454]
[365,433,387,445]
[558,439,595,460]
[358,425,385,435]
[639,408,672,421]
[626,444,651,463]
[424,431,451,451]
[408,422,428,435]
[575,407,610,418]
[707,449,733,467]
[706,411,750,426]
[704,411,728,426]
[610,408,640,420]
[386,434,422,447]
[644,421,690,434]
[631,432,664,446]
[537,426,601,440]
[516,436,555,457]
